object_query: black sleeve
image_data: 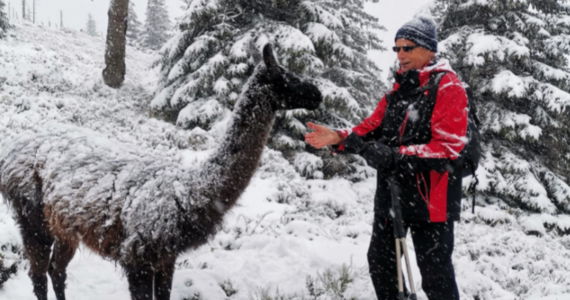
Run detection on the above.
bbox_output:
[336,133,374,155]
[335,133,399,172]
[358,125,384,143]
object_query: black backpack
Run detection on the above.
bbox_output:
[427,72,482,213]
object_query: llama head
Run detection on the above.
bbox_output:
[251,43,322,111]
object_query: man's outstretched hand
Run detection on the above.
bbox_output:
[305,122,342,149]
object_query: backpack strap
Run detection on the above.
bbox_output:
[465,87,481,127]
[464,88,481,214]
[468,162,479,214]
[425,71,448,101]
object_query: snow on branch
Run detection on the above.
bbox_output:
[304,22,341,45]
[485,148,557,213]
[537,83,570,113]
[300,1,344,30]
[186,0,220,20]
[491,70,533,98]
[533,61,570,82]
[269,24,315,53]
[543,34,570,57]
[177,98,228,129]
[312,78,359,118]
[482,102,542,140]
[466,33,530,66]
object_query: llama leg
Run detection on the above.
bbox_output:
[13,197,54,300]
[154,259,175,300]
[25,236,53,300]
[48,240,78,300]
[123,263,154,300]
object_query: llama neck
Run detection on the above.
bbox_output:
[197,84,275,213]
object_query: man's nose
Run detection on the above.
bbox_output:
[397,51,406,60]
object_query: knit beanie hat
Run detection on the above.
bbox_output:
[395,16,438,52]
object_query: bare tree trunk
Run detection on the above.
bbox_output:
[33,0,35,23]
[102,0,129,88]
[60,10,62,28]
[22,0,25,20]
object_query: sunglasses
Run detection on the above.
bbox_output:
[392,45,420,53]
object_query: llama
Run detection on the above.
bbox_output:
[0,43,322,300]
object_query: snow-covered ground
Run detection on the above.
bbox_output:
[1,20,570,300]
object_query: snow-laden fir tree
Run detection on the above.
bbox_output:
[433,0,570,230]
[140,0,170,50]
[85,13,98,37]
[0,0,9,38]
[126,1,142,44]
[151,0,387,179]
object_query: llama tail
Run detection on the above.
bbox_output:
[0,135,44,206]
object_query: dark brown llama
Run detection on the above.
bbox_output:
[0,44,322,300]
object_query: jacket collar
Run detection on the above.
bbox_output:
[394,58,456,87]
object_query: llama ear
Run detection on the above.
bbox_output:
[262,44,280,78]
[249,40,262,65]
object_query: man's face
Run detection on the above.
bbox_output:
[396,39,435,72]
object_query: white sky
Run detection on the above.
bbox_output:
[4,0,184,34]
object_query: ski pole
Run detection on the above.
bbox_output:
[387,176,417,300]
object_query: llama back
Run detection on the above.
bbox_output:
[0,127,213,261]
[0,133,48,204]
[0,128,147,207]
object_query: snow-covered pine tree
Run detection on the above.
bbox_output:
[85,13,98,36]
[126,1,142,44]
[140,0,170,50]
[0,0,9,38]
[433,0,570,226]
[151,0,387,179]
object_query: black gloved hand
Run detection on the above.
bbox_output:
[341,133,397,171]
[343,133,373,154]
[361,139,397,171]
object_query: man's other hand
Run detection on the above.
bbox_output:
[362,140,396,170]
[305,122,342,149]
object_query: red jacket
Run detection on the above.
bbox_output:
[338,59,468,222]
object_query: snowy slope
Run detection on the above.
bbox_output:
[0,21,570,300]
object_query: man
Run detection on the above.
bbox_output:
[305,16,466,299]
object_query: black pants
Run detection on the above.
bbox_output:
[367,218,460,300]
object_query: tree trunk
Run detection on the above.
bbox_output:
[103,0,129,88]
